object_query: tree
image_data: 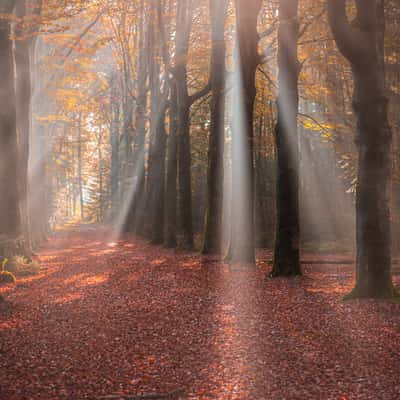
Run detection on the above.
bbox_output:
[202,0,228,255]
[271,0,302,277]
[108,75,120,219]
[327,0,395,298]
[0,0,23,258]
[164,84,179,248]
[147,1,168,244]
[174,0,211,250]
[226,0,262,264]
[15,0,32,252]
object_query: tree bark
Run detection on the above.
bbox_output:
[109,78,120,220]
[125,0,148,234]
[226,0,261,264]
[202,0,228,255]
[164,86,179,248]
[77,114,84,221]
[327,0,395,298]
[175,0,194,249]
[271,0,302,277]
[147,43,167,243]
[0,4,23,256]
[15,0,32,252]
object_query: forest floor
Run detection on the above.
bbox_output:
[1,226,400,400]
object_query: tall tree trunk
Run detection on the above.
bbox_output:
[109,80,120,220]
[202,0,228,255]
[176,86,193,249]
[164,86,179,247]
[98,134,103,221]
[147,27,168,244]
[271,0,302,277]
[77,114,84,221]
[327,0,395,298]
[15,0,32,252]
[126,1,148,234]
[0,3,23,257]
[175,0,194,249]
[121,84,134,228]
[225,0,261,264]
[149,100,167,244]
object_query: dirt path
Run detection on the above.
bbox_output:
[1,228,399,400]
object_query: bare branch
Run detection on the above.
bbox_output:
[326,0,368,64]
[188,81,212,105]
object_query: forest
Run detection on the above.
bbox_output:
[0,0,399,399]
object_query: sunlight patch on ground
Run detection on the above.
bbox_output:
[63,273,108,288]
[89,248,118,256]
[179,260,202,270]
[151,258,168,267]
[78,275,108,287]
[63,273,91,285]
[52,292,82,304]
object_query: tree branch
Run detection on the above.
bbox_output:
[62,7,106,62]
[326,0,368,64]
[188,81,212,105]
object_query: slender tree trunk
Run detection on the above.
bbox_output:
[271,0,302,277]
[0,5,23,256]
[121,87,134,227]
[226,0,261,264]
[109,82,120,220]
[77,114,84,221]
[202,0,228,255]
[98,135,103,221]
[327,0,395,298]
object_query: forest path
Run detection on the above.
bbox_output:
[0,227,399,400]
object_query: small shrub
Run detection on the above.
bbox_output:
[0,259,16,284]
[8,256,41,276]
[0,270,16,284]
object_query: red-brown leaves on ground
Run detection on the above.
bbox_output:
[1,228,399,399]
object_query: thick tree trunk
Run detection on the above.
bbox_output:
[125,3,148,234]
[149,105,167,244]
[202,0,228,255]
[0,8,23,256]
[146,2,169,244]
[176,85,194,249]
[175,0,194,250]
[328,0,395,298]
[147,55,167,244]
[164,86,179,248]
[29,27,50,247]
[226,0,261,264]
[15,0,32,252]
[271,0,302,277]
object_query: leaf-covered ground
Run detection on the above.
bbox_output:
[1,227,399,400]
